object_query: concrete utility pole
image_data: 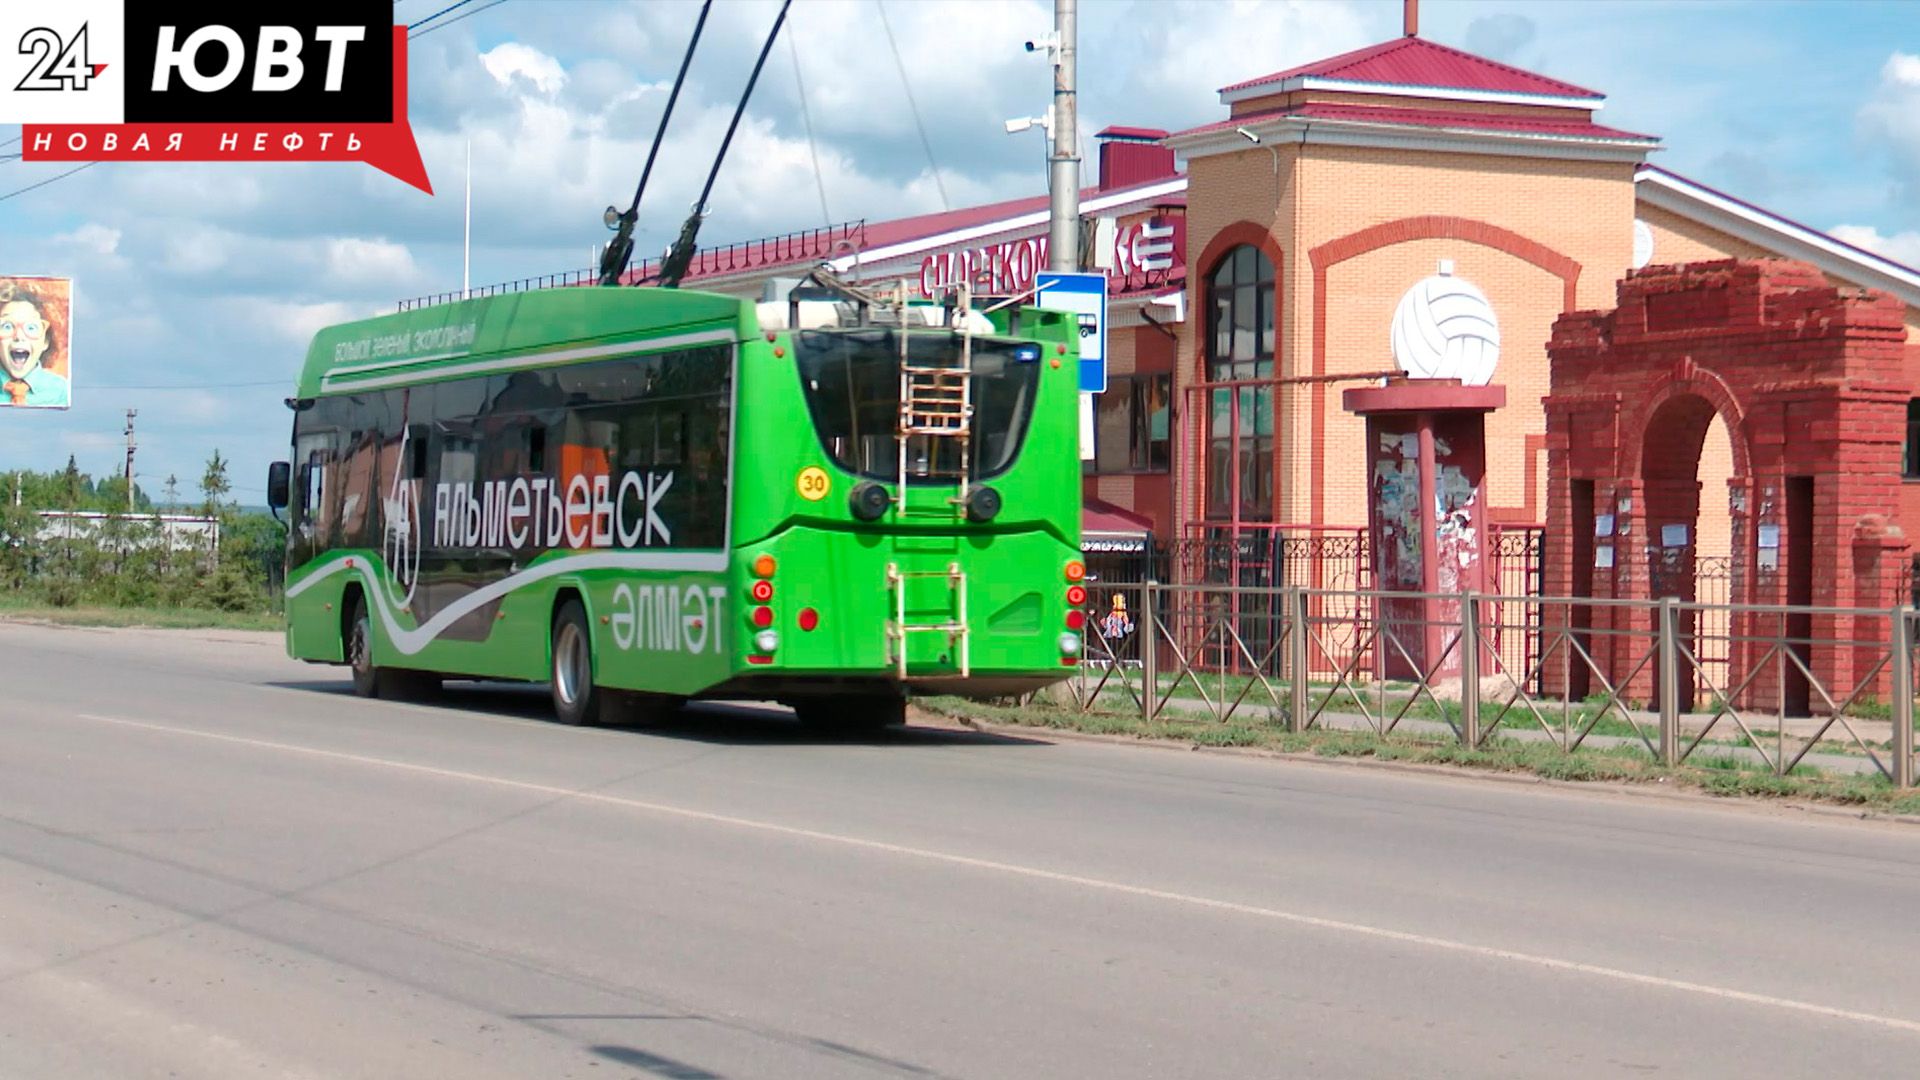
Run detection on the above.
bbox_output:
[1047,0,1079,272]
[123,409,137,511]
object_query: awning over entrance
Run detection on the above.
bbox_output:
[1083,498,1155,554]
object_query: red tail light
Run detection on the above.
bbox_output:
[750,579,774,603]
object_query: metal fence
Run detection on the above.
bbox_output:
[1073,582,1920,789]
[1086,525,1544,689]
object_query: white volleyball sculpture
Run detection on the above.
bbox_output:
[1389,262,1501,386]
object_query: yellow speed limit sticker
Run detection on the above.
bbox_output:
[796,465,831,501]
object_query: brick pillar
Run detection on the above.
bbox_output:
[1605,477,1653,705]
[1739,471,1790,710]
[1540,403,1577,699]
[1725,475,1755,709]
[1848,519,1908,704]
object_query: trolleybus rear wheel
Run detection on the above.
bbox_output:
[550,600,607,726]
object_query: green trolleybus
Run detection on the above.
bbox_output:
[268,280,1087,729]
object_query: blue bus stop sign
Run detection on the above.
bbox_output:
[1035,271,1107,393]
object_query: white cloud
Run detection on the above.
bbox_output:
[160,229,235,275]
[1121,0,1373,114]
[482,42,568,96]
[324,237,423,291]
[1828,224,1920,271]
[1860,52,1920,201]
[60,431,121,455]
[55,223,121,257]
[236,299,372,348]
[1464,14,1537,62]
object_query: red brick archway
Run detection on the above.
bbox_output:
[1544,259,1910,710]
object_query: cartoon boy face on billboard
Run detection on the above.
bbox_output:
[0,279,70,408]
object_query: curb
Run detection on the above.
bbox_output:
[925,710,1920,829]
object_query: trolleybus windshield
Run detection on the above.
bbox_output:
[793,328,1041,482]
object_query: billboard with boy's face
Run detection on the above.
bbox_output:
[0,276,71,409]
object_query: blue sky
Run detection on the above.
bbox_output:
[0,0,1913,504]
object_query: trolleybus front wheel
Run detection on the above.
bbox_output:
[551,600,609,726]
[347,597,379,698]
[346,595,438,700]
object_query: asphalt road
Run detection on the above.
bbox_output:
[2,622,1918,1079]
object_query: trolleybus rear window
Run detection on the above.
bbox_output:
[793,329,1040,483]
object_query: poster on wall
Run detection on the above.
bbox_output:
[0,276,71,409]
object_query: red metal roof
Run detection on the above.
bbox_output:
[608,173,1186,289]
[763,173,1183,260]
[1175,101,1653,144]
[1097,125,1170,141]
[1084,498,1155,535]
[1220,37,1601,100]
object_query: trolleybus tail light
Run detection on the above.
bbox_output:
[1059,632,1081,656]
[752,554,777,578]
[964,485,1002,523]
[850,480,890,521]
[1066,609,1085,630]
[750,579,774,603]
[1065,584,1087,606]
[754,629,780,653]
[798,607,819,632]
[751,606,774,628]
[1064,560,1085,582]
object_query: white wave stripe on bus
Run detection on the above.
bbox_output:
[285,550,727,656]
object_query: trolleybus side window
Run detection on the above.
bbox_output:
[289,345,733,578]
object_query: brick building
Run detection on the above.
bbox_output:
[587,26,1920,587]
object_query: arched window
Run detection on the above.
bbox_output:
[1204,245,1275,520]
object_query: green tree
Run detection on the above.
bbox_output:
[59,455,82,511]
[0,502,39,589]
[200,450,230,518]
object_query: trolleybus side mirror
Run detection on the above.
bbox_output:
[266,461,291,519]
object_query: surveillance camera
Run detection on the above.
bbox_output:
[1236,126,1260,144]
[1005,117,1027,134]
[1024,40,1038,52]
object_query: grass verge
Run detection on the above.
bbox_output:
[0,597,280,632]
[920,695,1920,817]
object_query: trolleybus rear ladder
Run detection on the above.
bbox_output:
[884,560,969,678]
[894,280,975,513]
[886,279,976,675]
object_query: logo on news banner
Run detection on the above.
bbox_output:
[2,2,431,192]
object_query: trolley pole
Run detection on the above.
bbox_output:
[1046,0,1078,272]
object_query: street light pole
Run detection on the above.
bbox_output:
[1047,0,1078,273]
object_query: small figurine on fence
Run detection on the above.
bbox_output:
[1099,593,1135,643]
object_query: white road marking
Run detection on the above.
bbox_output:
[71,711,1920,1038]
